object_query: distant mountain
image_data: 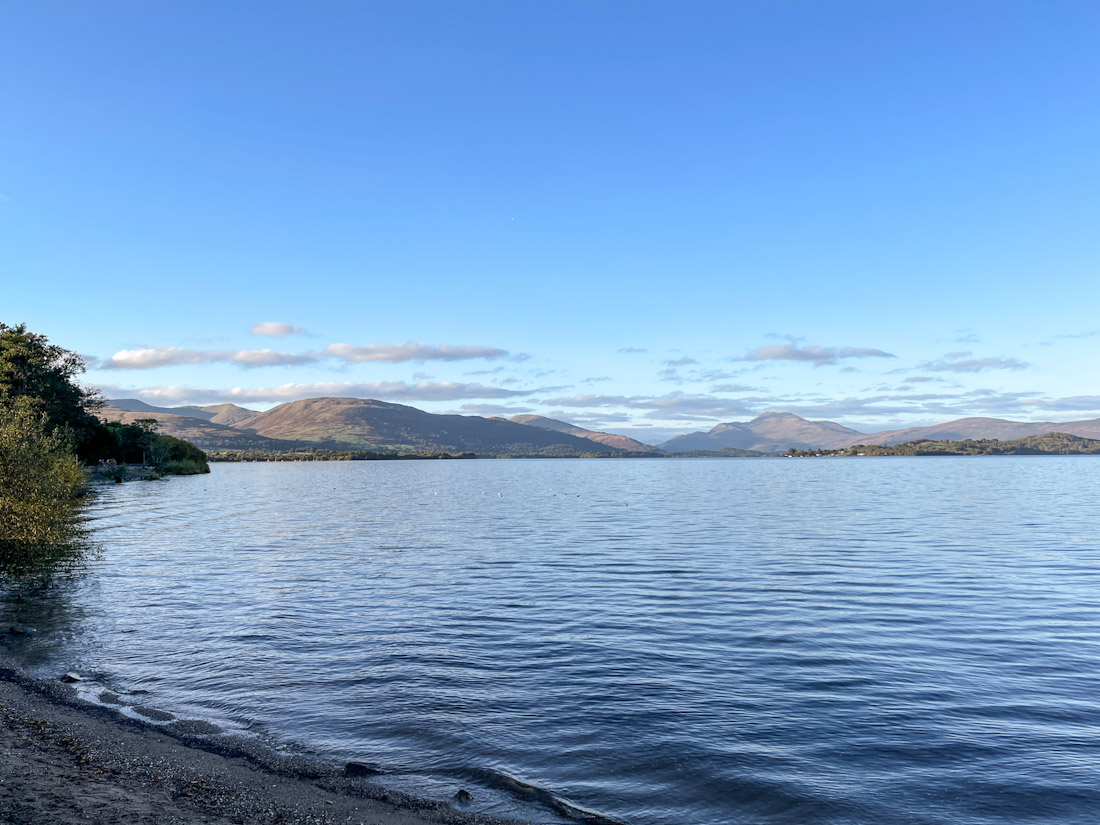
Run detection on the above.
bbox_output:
[240,397,631,455]
[105,398,258,426]
[103,398,194,417]
[103,396,1100,456]
[661,411,1100,452]
[99,406,292,451]
[856,416,1100,446]
[660,412,865,452]
[508,414,655,452]
[795,432,1100,456]
[179,403,258,426]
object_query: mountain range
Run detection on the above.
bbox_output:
[100,398,1100,456]
[101,398,641,456]
[506,415,654,452]
[657,411,1100,452]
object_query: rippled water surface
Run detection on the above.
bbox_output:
[4,458,1100,824]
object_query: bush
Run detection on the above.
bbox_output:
[153,435,210,474]
[160,459,208,476]
[0,400,89,577]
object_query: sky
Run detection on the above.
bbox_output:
[3,1,1098,443]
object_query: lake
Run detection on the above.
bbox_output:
[3,457,1100,824]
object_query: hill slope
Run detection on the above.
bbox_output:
[797,432,1100,456]
[661,412,865,452]
[662,412,1100,451]
[105,399,258,426]
[241,397,631,455]
[98,406,294,451]
[509,415,654,452]
[857,416,1100,445]
[180,403,259,426]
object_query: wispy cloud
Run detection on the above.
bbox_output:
[250,322,308,337]
[97,380,537,405]
[466,366,506,376]
[540,392,758,421]
[1033,395,1100,411]
[618,347,647,354]
[663,357,697,367]
[541,393,654,408]
[103,347,321,369]
[734,344,895,367]
[918,353,1030,373]
[102,341,513,369]
[457,403,534,417]
[323,342,509,363]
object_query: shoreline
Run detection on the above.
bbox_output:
[0,657,522,825]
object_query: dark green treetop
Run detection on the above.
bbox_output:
[0,322,104,457]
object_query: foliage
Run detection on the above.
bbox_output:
[151,434,210,474]
[207,448,480,462]
[96,421,210,474]
[206,448,668,461]
[784,432,1100,457]
[0,400,89,577]
[0,323,103,461]
[0,322,209,474]
[160,459,207,475]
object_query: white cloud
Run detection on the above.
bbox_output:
[250,322,307,337]
[457,403,535,417]
[96,380,537,405]
[735,344,895,367]
[539,392,758,421]
[101,340,512,369]
[919,354,1030,373]
[323,342,509,363]
[103,347,320,369]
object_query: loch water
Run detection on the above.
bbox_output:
[3,457,1100,825]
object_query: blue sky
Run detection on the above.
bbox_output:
[3,1,1098,442]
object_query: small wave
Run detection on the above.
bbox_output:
[469,767,629,825]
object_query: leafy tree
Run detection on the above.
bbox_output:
[0,322,103,459]
[0,399,89,577]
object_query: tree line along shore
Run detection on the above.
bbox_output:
[782,431,1100,457]
[5,321,1100,577]
[0,323,211,578]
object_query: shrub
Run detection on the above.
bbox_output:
[154,435,210,474]
[0,400,90,577]
[160,458,208,476]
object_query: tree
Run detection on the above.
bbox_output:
[0,399,89,577]
[0,323,103,459]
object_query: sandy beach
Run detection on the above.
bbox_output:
[0,661,517,825]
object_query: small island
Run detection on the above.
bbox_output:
[783,432,1100,457]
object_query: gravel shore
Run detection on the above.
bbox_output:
[0,663,518,825]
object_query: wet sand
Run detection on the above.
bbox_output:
[0,663,517,825]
